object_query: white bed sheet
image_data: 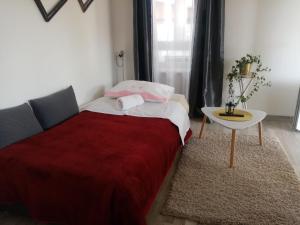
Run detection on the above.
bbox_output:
[83,97,190,145]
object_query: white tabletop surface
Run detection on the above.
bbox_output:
[202,107,267,130]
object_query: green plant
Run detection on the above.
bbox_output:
[226,54,271,105]
[235,54,260,70]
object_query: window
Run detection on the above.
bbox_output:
[153,0,195,96]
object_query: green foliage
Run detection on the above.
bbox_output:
[226,54,271,105]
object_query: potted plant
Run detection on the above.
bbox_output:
[225,54,271,114]
[236,54,261,76]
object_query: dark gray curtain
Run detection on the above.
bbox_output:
[189,0,225,118]
[133,0,153,81]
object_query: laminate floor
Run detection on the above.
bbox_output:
[1,118,300,225]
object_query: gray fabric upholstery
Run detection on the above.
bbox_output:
[29,86,79,130]
[0,103,43,149]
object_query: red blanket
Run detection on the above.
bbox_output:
[0,111,191,225]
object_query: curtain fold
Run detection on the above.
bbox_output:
[188,0,225,118]
[133,0,153,81]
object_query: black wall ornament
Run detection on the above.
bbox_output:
[34,0,67,22]
[78,0,94,13]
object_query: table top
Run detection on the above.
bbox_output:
[202,107,267,130]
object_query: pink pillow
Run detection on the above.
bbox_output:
[105,80,175,102]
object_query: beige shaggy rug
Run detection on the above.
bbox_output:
[162,132,300,225]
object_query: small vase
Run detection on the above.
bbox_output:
[225,102,236,115]
[240,63,251,75]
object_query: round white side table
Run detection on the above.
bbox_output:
[199,107,267,168]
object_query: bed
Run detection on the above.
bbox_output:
[0,84,191,225]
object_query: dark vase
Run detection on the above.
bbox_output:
[225,102,236,115]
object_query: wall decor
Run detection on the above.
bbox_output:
[34,0,67,22]
[78,0,94,13]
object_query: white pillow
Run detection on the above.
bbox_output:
[105,80,175,102]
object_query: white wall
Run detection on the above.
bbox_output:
[110,0,135,82]
[0,0,114,109]
[225,0,300,116]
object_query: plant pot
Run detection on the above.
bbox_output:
[240,63,252,75]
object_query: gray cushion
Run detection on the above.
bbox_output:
[29,86,79,130]
[0,103,43,149]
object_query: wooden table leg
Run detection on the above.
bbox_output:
[199,115,207,139]
[258,122,263,146]
[229,129,236,168]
